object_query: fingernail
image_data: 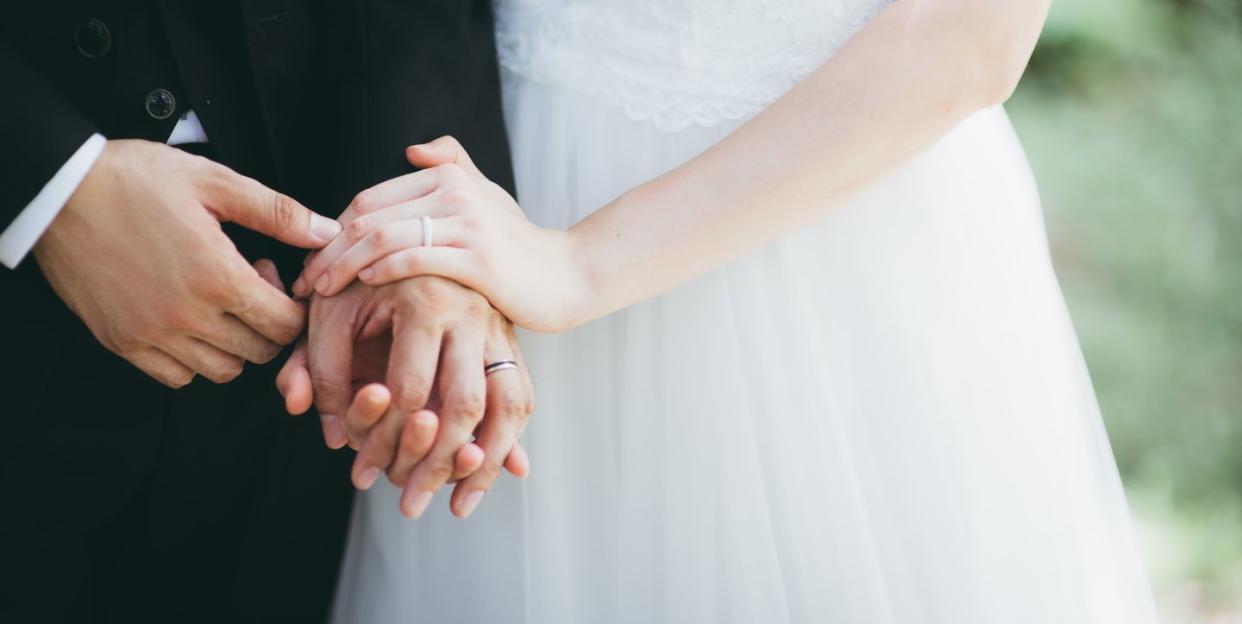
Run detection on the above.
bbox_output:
[321,415,346,448]
[458,490,485,518]
[357,466,382,490]
[311,214,342,241]
[292,276,308,297]
[359,267,374,281]
[403,491,434,519]
[314,273,330,295]
[363,390,386,409]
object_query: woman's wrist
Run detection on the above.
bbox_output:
[561,222,608,330]
[563,182,668,329]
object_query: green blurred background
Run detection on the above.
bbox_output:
[1007,0,1241,619]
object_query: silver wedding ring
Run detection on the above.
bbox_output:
[421,215,433,247]
[484,360,519,375]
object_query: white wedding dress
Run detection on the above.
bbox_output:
[332,1,1159,622]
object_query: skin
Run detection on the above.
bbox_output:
[276,275,533,519]
[296,0,1052,332]
[35,139,340,386]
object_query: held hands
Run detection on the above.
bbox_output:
[35,137,532,520]
[295,137,592,333]
[274,138,538,520]
[35,139,340,386]
[276,277,533,519]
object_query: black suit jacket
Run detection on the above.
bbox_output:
[0,1,513,621]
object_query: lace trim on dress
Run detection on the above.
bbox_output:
[494,0,893,132]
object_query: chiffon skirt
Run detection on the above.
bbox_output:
[330,70,1159,623]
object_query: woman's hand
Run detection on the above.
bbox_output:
[296,137,593,332]
[298,1,1051,332]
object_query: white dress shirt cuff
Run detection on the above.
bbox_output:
[0,133,108,269]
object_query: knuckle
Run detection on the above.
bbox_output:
[167,370,195,388]
[497,391,527,419]
[259,306,303,345]
[393,378,432,411]
[462,291,488,316]
[155,302,196,331]
[449,390,486,422]
[272,320,303,347]
[309,372,345,397]
[482,459,503,480]
[368,224,393,249]
[251,341,282,364]
[394,252,422,278]
[350,190,376,214]
[271,192,300,233]
[206,360,244,384]
[441,187,473,209]
[226,297,258,327]
[473,460,502,486]
[424,462,453,485]
[414,285,454,317]
[347,216,369,241]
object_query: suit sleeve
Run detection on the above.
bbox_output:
[0,37,100,232]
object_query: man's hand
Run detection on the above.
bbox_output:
[33,139,340,386]
[276,276,532,519]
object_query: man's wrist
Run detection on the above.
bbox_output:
[0,134,108,269]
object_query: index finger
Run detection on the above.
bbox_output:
[347,168,442,216]
[205,166,340,248]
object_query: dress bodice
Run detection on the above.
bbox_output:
[493,0,893,131]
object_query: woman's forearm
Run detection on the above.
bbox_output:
[569,0,1050,323]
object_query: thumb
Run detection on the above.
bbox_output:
[505,442,530,478]
[276,338,313,415]
[209,169,341,248]
[405,135,482,176]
